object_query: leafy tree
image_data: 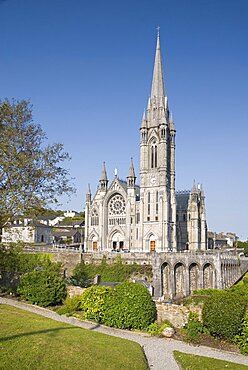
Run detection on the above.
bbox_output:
[237,241,248,256]
[0,99,75,230]
[33,208,65,217]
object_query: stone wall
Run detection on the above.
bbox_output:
[156,302,202,328]
[52,252,82,277]
[67,285,86,297]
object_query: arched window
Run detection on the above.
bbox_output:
[151,141,158,168]
[148,191,151,216]
[155,145,157,167]
[91,209,99,226]
[156,191,159,214]
[161,128,166,139]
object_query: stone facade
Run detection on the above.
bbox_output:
[84,32,207,254]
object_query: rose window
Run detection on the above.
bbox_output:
[109,194,126,215]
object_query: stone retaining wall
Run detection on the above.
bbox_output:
[67,285,85,297]
[156,302,202,328]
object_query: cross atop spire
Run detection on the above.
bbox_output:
[151,29,166,99]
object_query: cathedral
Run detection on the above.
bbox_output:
[85,33,207,254]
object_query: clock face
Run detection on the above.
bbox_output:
[150,175,157,185]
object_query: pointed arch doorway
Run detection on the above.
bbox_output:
[149,234,156,252]
[110,231,124,251]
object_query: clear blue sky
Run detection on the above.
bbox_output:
[1,0,247,239]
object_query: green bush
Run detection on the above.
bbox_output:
[202,290,247,340]
[183,312,207,343]
[18,269,66,307]
[57,295,82,316]
[146,321,173,336]
[193,288,219,296]
[234,310,248,355]
[80,285,112,322]
[146,322,161,336]
[231,273,248,300]
[70,261,93,287]
[103,282,156,330]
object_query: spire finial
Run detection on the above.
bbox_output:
[156,26,160,37]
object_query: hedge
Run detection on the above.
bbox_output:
[202,290,247,340]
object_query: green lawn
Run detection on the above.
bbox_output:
[174,351,248,369]
[0,305,148,370]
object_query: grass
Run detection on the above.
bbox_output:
[174,351,248,369]
[0,305,148,370]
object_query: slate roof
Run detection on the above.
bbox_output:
[176,191,190,210]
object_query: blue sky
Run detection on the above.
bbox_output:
[1,0,248,239]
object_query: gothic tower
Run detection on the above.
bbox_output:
[139,31,177,252]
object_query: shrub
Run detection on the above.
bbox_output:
[183,312,206,343]
[146,321,173,336]
[193,288,219,296]
[146,322,161,336]
[18,269,66,307]
[202,290,247,340]
[80,285,112,322]
[235,310,248,355]
[231,273,248,300]
[57,295,82,316]
[103,282,156,330]
[70,261,93,287]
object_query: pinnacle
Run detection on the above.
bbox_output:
[128,157,135,178]
[100,162,108,181]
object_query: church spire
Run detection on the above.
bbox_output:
[151,29,166,99]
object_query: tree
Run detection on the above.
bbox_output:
[0,99,75,230]
[237,241,248,257]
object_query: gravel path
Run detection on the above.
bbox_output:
[1,297,248,369]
